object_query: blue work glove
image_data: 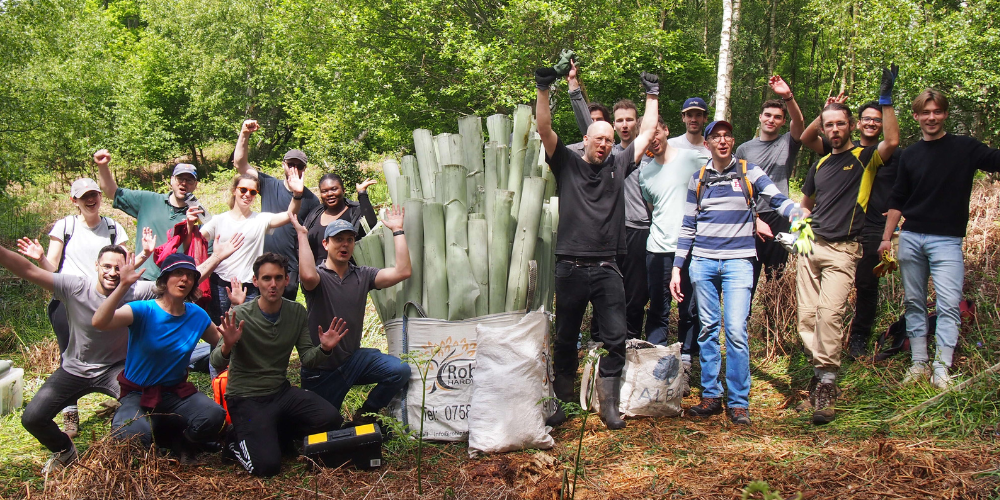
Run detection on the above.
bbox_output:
[535,67,558,90]
[879,63,899,106]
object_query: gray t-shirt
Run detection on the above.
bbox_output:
[304,262,381,370]
[52,274,157,378]
[620,144,651,229]
[734,132,801,212]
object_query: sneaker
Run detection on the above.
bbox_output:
[727,407,751,425]
[62,411,79,439]
[931,366,952,390]
[42,443,78,475]
[687,397,723,417]
[812,382,840,425]
[902,362,930,385]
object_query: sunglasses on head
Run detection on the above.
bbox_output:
[238,187,259,196]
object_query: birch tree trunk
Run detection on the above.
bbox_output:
[714,0,742,121]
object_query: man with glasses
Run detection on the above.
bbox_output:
[670,120,802,426]
[234,119,321,300]
[801,99,902,358]
[735,76,805,294]
[96,152,201,280]
[796,66,899,424]
[534,66,659,430]
[878,89,1000,390]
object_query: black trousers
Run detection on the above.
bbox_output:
[226,382,342,477]
[849,228,883,342]
[554,258,627,378]
[645,252,701,357]
[590,226,649,339]
[46,299,79,410]
[751,210,792,298]
[21,364,122,452]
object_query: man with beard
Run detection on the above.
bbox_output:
[668,97,711,156]
[534,65,658,430]
[879,89,1000,389]
[797,65,899,425]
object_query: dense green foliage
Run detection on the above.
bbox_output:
[1,0,997,192]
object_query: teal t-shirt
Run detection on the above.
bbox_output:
[113,188,190,279]
[123,300,212,387]
[638,149,707,253]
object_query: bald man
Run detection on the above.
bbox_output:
[533,67,659,430]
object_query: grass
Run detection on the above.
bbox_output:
[1,158,998,498]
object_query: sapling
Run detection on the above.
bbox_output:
[400,346,441,495]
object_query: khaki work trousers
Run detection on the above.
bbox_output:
[796,236,862,372]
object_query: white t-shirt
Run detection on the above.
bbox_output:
[668,134,711,158]
[201,211,277,283]
[49,216,129,282]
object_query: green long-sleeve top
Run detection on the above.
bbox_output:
[210,297,331,398]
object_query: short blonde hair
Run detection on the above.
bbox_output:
[911,88,949,114]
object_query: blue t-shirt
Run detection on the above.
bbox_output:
[123,300,212,387]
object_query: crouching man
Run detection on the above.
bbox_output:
[293,207,412,424]
[212,252,347,477]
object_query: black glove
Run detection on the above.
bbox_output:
[640,71,660,95]
[879,63,899,105]
[553,49,577,76]
[535,67,558,90]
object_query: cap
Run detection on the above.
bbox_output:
[70,178,101,198]
[323,219,357,239]
[703,120,734,139]
[172,164,198,179]
[283,149,308,165]
[681,97,708,113]
[159,253,201,281]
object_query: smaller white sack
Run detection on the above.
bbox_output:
[581,340,683,417]
[468,309,555,457]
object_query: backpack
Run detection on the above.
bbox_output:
[694,159,758,235]
[58,215,118,272]
[212,369,233,425]
[874,299,975,361]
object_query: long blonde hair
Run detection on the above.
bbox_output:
[228,173,260,209]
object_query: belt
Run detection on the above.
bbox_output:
[558,256,616,267]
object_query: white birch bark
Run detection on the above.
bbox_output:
[714,0,742,121]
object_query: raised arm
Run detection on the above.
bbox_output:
[632,72,660,164]
[373,205,412,289]
[292,211,320,291]
[770,76,805,141]
[268,169,304,229]
[567,60,593,137]
[17,237,59,272]
[801,93,845,155]
[0,245,55,292]
[94,149,117,199]
[92,253,144,330]
[233,119,260,177]
[877,64,901,161]
[534,67,560,158]
[356,179,379,230]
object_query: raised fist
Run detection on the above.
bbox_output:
[640,72,660,95]
[534,67,558,90]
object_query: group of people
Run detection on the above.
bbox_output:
[5,126,409,477]
[7,55,1000,479]
[535,58,1000,430]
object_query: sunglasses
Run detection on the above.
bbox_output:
[286,162,306,170]
[238,187,259,196]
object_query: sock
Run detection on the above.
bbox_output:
[62,405,78,415]
[819,371,837,384]
[934,345,955,369]
[681,353,691,364]
[909,336,929,364]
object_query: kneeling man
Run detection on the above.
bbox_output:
[293,207,411,424]
[212,252,348,477]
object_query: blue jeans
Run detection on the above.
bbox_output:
[300,348,411,410]
[897,231,964,368]
[689,256,753,408]
[112,390,227,448]
[210,273,258,324]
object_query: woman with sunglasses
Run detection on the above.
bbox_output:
[198,172,304,322]
[303,173,378,264]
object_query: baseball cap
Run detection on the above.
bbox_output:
[323,219,357,239]
[159,253,201,281]
[70,178,101,199]
[703,120,734,139]
[172,164,198,179]
[681,97,708,113]
[283,149,308,165]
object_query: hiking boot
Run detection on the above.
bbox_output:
[727,407,751,425]
[545,372,575,427]
[687,397,723,417]
[62,410,79,439]
[595,377,626,430]
[795,376,819,413]
[931,366,952,390]
[902,362,930,385]
[846,333,870,360]
[42,443,77,475]
[812,382,840,425]
[680,361,692,398]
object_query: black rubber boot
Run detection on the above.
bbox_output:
[545,372,575,427]
[596,377,626,430]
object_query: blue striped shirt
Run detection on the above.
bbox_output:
[673,158,795,267]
